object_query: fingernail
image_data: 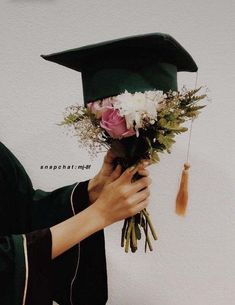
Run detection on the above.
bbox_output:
[128,165,136,172]
[143,161,149,167]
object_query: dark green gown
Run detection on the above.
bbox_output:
[0,141,108,305]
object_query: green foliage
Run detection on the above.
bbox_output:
[158,118,188,132]
[58,86,208,167]
[57,113,79,126]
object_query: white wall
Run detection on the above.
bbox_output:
[1,1,235,304]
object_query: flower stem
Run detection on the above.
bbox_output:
[142,209,158,240]
[125,218,133,253]
[131,217,138,252]
[121,218,128,248]
[142,216,153,252]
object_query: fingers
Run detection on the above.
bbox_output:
[140,159,151,168]
[128,186,151,206]
[108,164,122,182]
[116,160,151,185]
[131,176,152,194]
[131,198,150,215]
[118,163,142,183]
[137,168,149,177]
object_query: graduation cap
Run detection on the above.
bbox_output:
[40,32,198,105]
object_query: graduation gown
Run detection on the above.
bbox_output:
[0,141,108,305]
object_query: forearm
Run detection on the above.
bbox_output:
[50,203,106,259]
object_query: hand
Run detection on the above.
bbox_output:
[92,163,152,227]
[87,148,151,205]
[50,162,152,258]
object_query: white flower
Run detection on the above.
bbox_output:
[114,90,134,115]
[146,90,166,111]
[111,89,167,135]
[146,101,158,117]
[125,113,135,129]
[135,112,142,127]
[136,129,140,138]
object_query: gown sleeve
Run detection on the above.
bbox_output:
[30,179,91,230]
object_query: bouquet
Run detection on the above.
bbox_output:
[59,86,207,253]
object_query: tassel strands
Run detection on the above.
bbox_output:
[175,115,193,216]
[175,162,190,216]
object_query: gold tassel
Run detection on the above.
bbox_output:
[175,162,190,216]
[175,72,198,216]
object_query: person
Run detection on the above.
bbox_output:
[0,140,151,305]
[2,31,197,305]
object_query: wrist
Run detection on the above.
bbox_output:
[88,200,111,229]
[88,175,100,204]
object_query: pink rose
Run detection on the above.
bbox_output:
[87,98,114,119]
[100,108,136,139]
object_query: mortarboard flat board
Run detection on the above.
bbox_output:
[40,32,198,105]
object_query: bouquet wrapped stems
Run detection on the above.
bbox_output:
[113,157,158,253]
[121,209,158,253]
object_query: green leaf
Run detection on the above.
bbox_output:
[150,148,160,163]
[156,134,175,150]
[159,118,167,127]
[190,105,206,111]
[145,136,152,148]
[60,113,79,126]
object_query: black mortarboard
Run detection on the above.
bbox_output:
[40,32,198,105]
